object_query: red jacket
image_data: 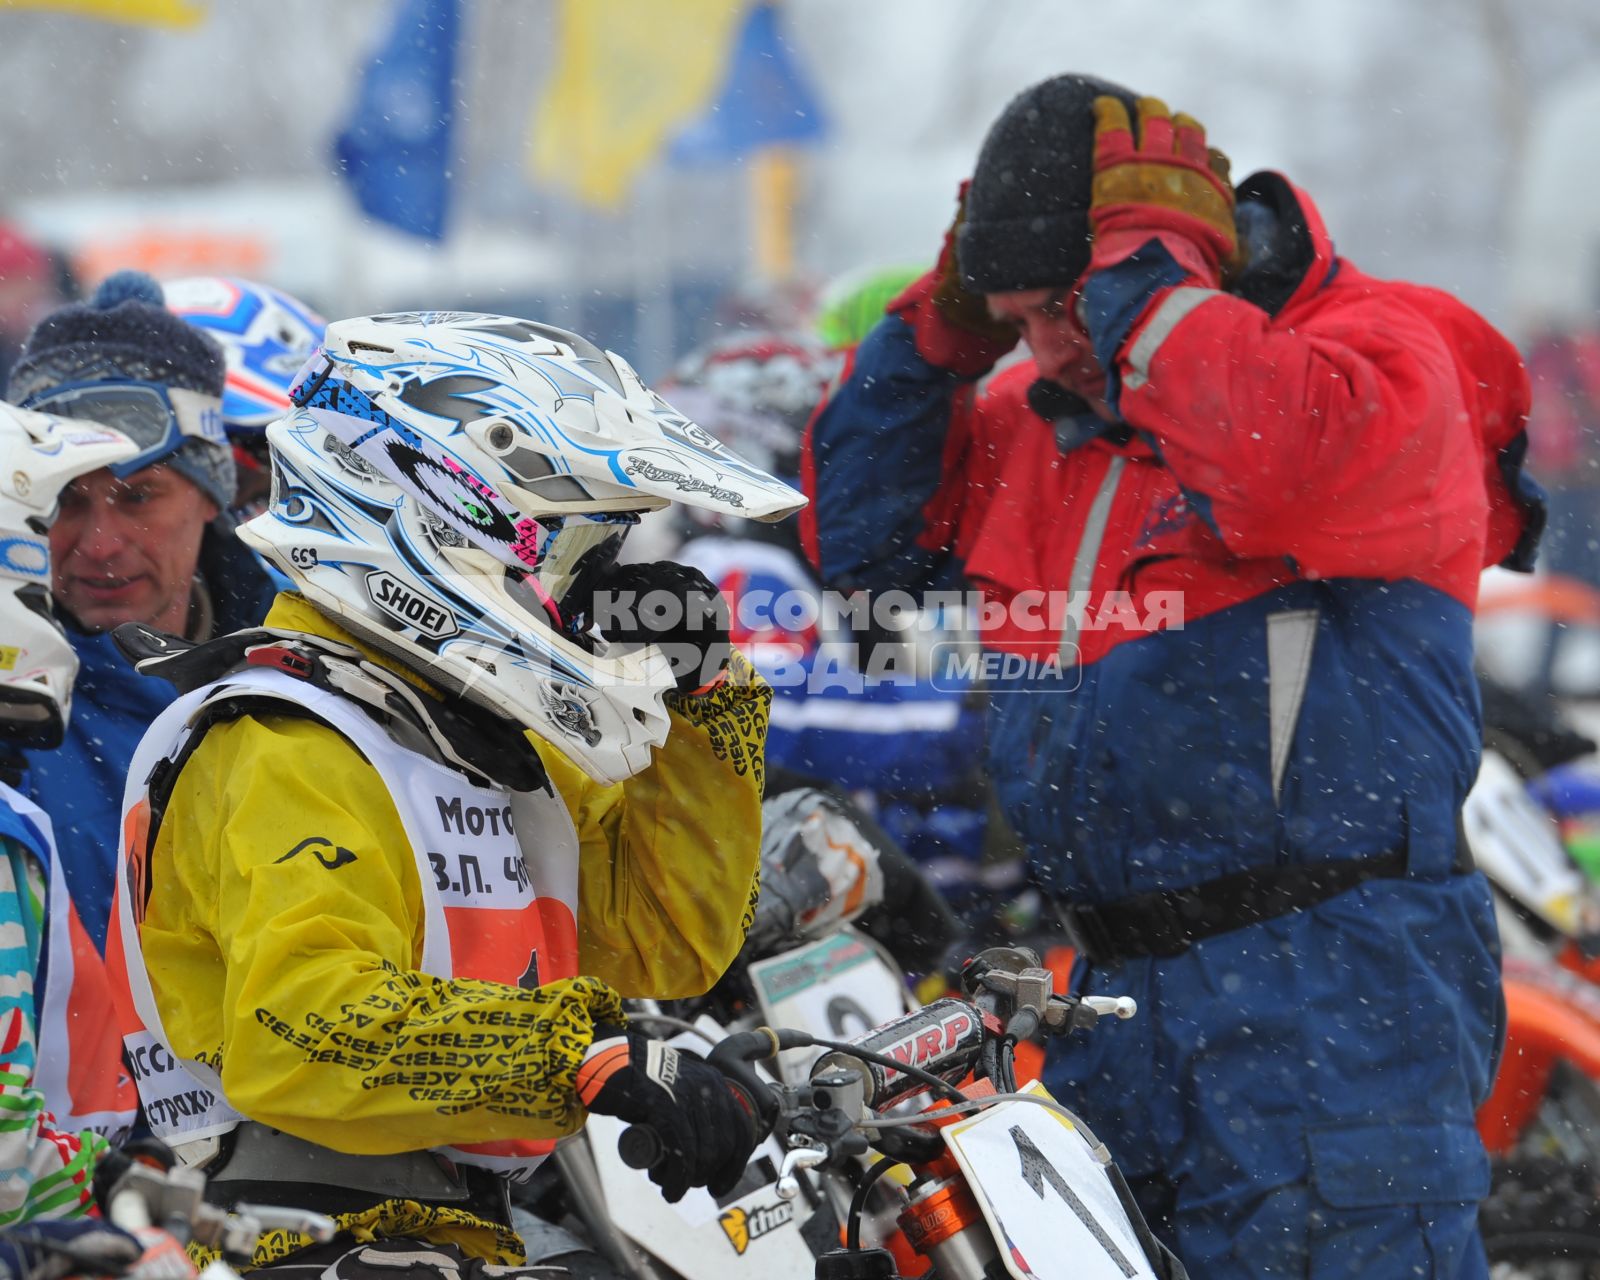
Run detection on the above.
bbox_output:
[803,172,1541,899]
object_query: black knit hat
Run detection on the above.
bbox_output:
[959,73,1141,294]
[5,270,235,508]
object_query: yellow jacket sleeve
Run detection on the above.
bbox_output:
[140,713,623,1156]
[539,651,771,998]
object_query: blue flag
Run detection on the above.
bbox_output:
[670,2,827,163]
[334,0,459,241]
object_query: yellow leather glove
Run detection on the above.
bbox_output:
[1088,95,1242,286]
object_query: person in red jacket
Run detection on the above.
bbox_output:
[805,74,1544,1279]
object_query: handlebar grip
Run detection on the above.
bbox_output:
[615,1031,792,1175]
[618,1123,663,1171]
[616,1075,763,1173]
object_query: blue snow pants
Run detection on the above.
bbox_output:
[1044,872,1504,1279]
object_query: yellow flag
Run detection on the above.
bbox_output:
[528,0,748,208]
[1,0,205,25]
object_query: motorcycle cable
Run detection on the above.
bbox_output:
[981,1033,1020,1094]
[623,1019,966,1106]
[859,1090,1097,1139]
[845,1156,902,1252]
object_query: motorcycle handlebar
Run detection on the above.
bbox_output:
[614,983,1135,1180]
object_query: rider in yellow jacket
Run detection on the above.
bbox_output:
[108,313,806,1273]
[135,594,767,1265]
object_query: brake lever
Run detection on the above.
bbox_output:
[232,1204,338,1243]
[1039,992,1138,1034]
[706,1027,814,1133]
[1082,995,1138,1020]
[774,1146,829,1202]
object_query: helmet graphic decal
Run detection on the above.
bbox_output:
[164,277,327,434]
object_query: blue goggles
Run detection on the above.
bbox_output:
[23,380,226,478]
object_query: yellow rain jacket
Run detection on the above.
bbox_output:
[136,593,767,1265]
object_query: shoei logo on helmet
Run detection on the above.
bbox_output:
[365,570,459,640]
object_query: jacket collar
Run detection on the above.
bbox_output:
[1232,171,1338,317]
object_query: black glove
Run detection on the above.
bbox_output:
[0,1219,142,1280]
[594,561,732,694]
[576,1026,757,1203]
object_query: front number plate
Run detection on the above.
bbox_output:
[944,1081,1157,1280]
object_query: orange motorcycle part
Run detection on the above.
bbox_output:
[899,1179,986,1255]
[880,1226,932,1278]
[837,1083,1003,1276]
[837,1217,931,1278]
[1478,975,1600,1155]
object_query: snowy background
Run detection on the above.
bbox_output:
[2,0,1600,684]
[2,0,1598,373]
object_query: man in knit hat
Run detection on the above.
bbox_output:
[4,270,276,948]
[804,74,1544,1277]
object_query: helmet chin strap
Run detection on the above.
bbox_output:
[515,564,565,633]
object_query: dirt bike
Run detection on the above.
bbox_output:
[535,938,913,1280]
[614,943,1184,1280]
[516,778,955,1280]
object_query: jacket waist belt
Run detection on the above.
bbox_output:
[1055,840,1469,965]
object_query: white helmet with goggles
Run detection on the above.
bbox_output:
[0,403,136,747]
[238,311,806,785]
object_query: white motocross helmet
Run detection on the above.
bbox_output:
[0,403,136,748]
[239,312,806,785]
